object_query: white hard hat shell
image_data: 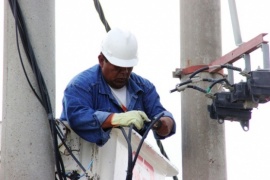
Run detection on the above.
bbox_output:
[101,28,138,67]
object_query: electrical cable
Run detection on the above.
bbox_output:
[127,125,133,179]
[119,112,179,180]
[10,0,43,106]
[119,112,170,180]
[170,79,192,93]
[57,131,86,173]
[7,1,87,179]
[202,78,218,83]
[187,85,208,94]
[172,78,231,94]
[207,78,233,93]
[93,0,111,32]
[171,64,242,93]
[156,139,178,180]
[221,64,242,72]
[119,126,133,180]
[189,66,210,79]
[188,64,242,79]
[131,112,164,170]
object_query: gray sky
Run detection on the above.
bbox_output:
[1,0,270,179]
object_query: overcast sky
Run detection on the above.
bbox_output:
[1,0,270,180]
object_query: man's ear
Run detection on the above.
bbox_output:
[98,54,104,67]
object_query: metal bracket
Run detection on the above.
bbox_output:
[173,33,269,79]
[209,33,268,73]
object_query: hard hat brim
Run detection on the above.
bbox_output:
[103,52,138,68]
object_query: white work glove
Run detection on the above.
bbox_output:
[111,110,150,130]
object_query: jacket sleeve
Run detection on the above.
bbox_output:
[61,83,111,146]
[139,80,176,139]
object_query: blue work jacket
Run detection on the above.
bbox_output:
[60,64,176,146]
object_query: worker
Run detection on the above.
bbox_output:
[60,27,176,146]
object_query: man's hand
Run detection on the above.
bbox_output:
[153,117,174,137]
[110,110,150,130]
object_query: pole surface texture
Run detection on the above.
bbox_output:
[180,0,227,179]
[1,0,55,179]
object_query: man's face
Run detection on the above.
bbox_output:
[99,54,133,89]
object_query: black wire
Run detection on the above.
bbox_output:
[187,85,208,94]
[221,64,242,72]
[189,65,242,79]
[189,66,210,79]
[156,139,169,159]
[57,128,87,173]
[202,78,216,82]
[55,120,67,142]
[10,0,43,105]
[156,140,178,180]
[8,0,67,179]
[170,79,192,93]
[93,0,111,32]
[125,114,179,180]
[131,112,164,170]
[119,127,133,180]
[208,78,232,91]
[127,124,133,178]
[119,112,178,180]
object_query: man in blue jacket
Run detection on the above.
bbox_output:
[60,28,176,146]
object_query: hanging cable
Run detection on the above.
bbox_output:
[119,112,169,180]
[6,0,90,179]
[131,112,164,170]
[93,0,111,32]
[156,139,178,180]
[119,126,133,180]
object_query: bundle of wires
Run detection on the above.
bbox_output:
[170,64,243,94]
[7,0,88,179]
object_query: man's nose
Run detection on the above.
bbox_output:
[120,67,130,73]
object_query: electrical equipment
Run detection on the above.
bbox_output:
[208,69,270,131]
[230,82,258,109]
[208,92,252,131]
[171,65,270,131]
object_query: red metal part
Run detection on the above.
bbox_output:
[180,65,208,75]
[173,65,224,78]
[174,33,268,78]
[209,33,268,72]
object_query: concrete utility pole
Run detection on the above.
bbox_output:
[180,0,227,179]
[1,0,55,179]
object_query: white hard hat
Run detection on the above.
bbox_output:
[101,28,138,67]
